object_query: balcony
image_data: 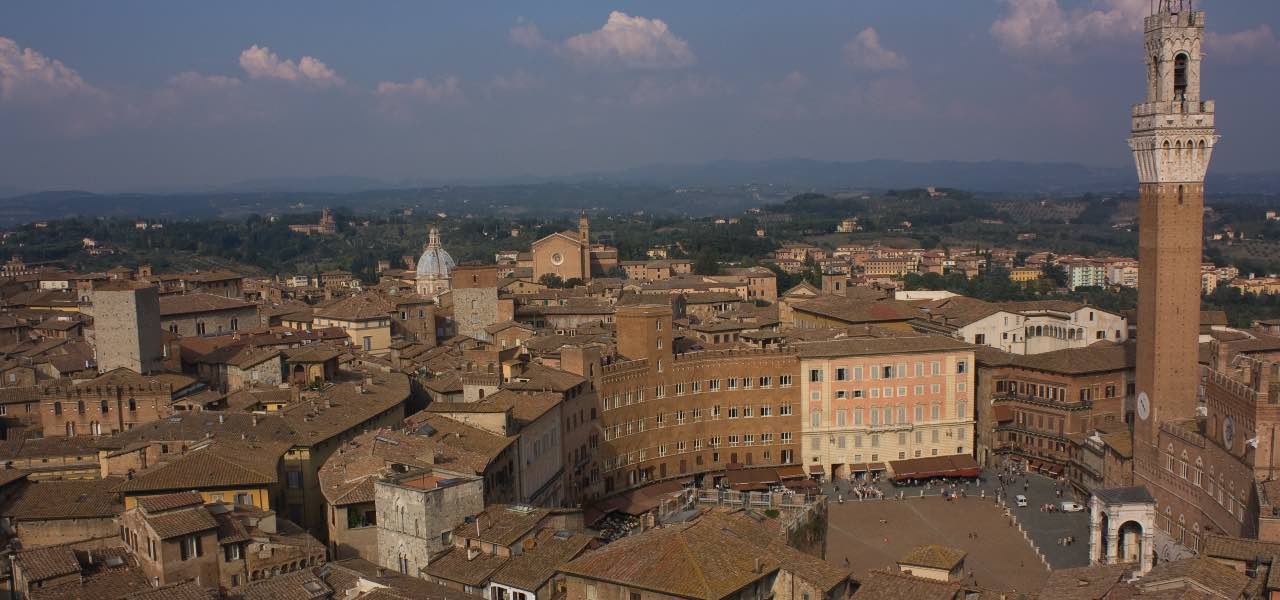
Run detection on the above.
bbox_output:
[995,422,1069,444]
[991,392,1094,412]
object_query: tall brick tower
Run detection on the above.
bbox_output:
[1132,1,1218,477]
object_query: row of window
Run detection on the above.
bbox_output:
[996,379,1126,403]
[811,428,966,451]
[602,404,793,440]
[52,398,139,415]
[602,375,795,410]
[603,446,783,472]
[603,432,794,467]
[810,360,965,383]
[815,382,963,402]
[169,318,239,335]
[1162,449,1247,525]
[810,401,967,428]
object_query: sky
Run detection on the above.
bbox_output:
[1,0,1279,192]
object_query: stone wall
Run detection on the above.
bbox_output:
[15,517,117,549]
[375,474,484,576]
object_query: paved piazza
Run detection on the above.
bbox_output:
[825,496,1050,593]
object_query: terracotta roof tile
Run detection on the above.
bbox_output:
[1038,564,1130,600]
[159,293,255,316]
[15,545,81,582]
[897,545,966,571]
[137,491,205,513]
[124,581,216,600]
[425,547,509,586]
[145,506,218,539]
[851,569,960,600]
[491,529,592,591]
[314,292,394,321]
[795,334,972,358]
[237,567,331,600]
[113,442,286,493]
[2,477,123,520]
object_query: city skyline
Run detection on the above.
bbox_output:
[2,0,1279,191]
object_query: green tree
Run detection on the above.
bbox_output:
[1042,263,1069,288]
[539,273,565,288]
[694,248,722,275]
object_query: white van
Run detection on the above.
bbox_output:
[1060,501,1086,513]
[1015,494,1028,507]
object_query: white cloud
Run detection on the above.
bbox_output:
[0,36,102,102]
[376,76,463,101]
[510,18,548,50]
[168,71,242,91]
[627,74,724,106]
[375,76,464,118]
[238,45,344,86]
[1208,25,1280,64]
[991,0,1147,57]
[563,11,695,69]
[489,70,542,95]
[843,28,908,71]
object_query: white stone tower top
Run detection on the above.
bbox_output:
[1129,0,1218,184]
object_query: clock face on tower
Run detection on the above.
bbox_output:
[1137,392,1150,421]
[1223,415,1236,449]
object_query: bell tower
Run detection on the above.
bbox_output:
[1131,0,1218,481]
[578,212,593,281]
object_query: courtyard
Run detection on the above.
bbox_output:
[826,496,1050,594]
[821,470,1091,594]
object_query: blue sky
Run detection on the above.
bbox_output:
[2,0,1278,191]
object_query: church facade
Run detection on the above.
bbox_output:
[530,215,618,283]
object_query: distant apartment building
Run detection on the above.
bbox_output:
[1232,276,1280,295]
[1106,260,1140,288]
[1062,259,1109,290]
[1009,267,1042,283]
[288,208,338,235]
[862,258,915,278]
[836,217,863,233]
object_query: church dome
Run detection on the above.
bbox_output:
[416,227,455,279]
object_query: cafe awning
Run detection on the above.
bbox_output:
[888,455,982,481]
[776,465,808,480]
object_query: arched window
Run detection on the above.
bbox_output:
[77,400,85,414]
[100,400,109,413]
[1173,53,1189,99]
[128,398,137,411]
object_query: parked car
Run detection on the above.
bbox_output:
[1015,494,1029,507]
[1060,501,1086,513]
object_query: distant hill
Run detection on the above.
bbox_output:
[1,159,1275,227]
[196,175,393,194]
[572,158,1279,195]
[0,186,27,199]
